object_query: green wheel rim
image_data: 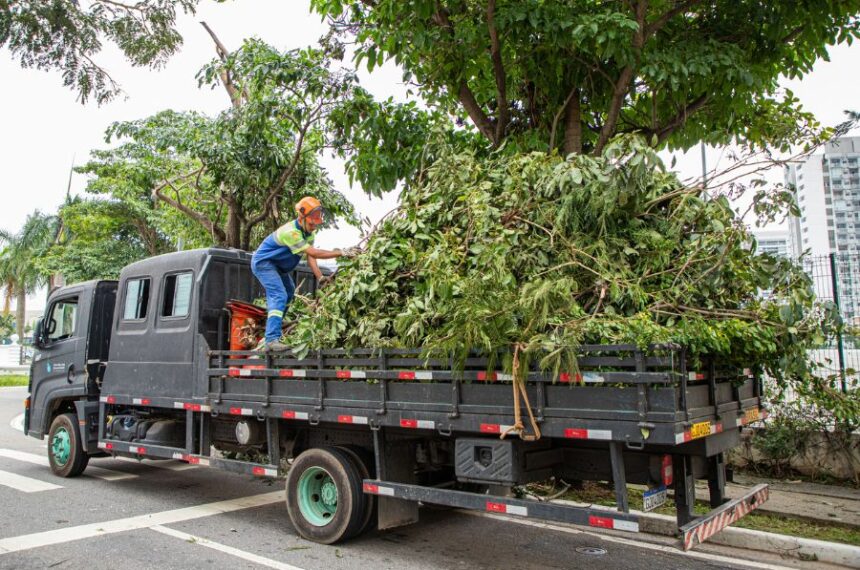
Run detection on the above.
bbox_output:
[297,466,338,526]
[51,427,71,467]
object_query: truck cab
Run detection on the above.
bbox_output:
[25,248,320,456]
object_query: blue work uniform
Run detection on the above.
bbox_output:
[252,220,317,343]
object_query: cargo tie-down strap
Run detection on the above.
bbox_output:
[501,344,542,441]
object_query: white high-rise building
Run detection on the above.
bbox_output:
[787,137,860,258]
[752,229,789,258]
[786,136,860,321]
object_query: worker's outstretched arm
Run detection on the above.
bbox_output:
[307,255,323,281]
[304,246,342,260]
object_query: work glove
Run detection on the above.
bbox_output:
[341,246,361,258]
[318,274,334,289]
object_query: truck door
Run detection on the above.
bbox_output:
[27,291,88,438]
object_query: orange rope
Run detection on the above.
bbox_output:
[500,344,542,441]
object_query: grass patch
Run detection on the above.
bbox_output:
[0,375,28,387]
[531,481,860,546]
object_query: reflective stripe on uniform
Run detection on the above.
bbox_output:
[268,310,284,318]
[273,221,316,254]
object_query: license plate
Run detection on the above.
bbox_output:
[643,485,668,512]
[744,407,760,423]
[690,421,711,440]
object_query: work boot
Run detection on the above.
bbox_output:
[264,341,290,353]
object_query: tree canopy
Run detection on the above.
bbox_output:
[313,0,860,156]
[0,0,219,104]
[94,37,364,250]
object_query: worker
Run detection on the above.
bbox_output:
[252,196,357,352]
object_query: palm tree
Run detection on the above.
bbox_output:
[0,212,60,341]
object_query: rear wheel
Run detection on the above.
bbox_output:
[335,445,376,537]
[47,413,89,477]
[285,447,366,544]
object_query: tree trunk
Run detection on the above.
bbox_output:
[562,89,582,156]
[15,288,25,343]
[226,204,242,249]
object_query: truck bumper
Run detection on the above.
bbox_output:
[679,483,769,550]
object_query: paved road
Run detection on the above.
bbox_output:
[0,387,833,570]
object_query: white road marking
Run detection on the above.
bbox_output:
[0,469,62,493]
[0,491,283,554]
[0,449,137,481]
[115,457,197,471]
[150,526,305,570]
[463,511,799,570]
[9,414,24,433]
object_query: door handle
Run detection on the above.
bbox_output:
[66,364,75,384]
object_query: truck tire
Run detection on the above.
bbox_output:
[47,413,89,478]
[335,445,376,537]
[285,447,366,544]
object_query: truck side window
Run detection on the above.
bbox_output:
[46,298,78,342]
[162,272,193,318]
[123,278,151,320]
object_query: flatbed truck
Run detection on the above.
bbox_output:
[24,248,769,550]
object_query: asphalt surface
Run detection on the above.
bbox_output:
[0,387,835,570]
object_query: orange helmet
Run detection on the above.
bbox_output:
[295,196,330,231]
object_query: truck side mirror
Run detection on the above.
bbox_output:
[32,318,45,349]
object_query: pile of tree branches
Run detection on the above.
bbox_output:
[286,136,838,396]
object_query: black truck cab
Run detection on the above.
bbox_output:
[25,248,318,447]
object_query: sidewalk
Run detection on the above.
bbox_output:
[695,473,860,528]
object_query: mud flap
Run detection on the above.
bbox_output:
[74,400,100,453]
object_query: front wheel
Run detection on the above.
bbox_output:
[47,413,89,477]
[285,447,366,544]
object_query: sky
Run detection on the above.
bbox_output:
[1,0,859,310]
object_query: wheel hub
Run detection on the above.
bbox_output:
[51,427,71,467]
[297,466,338,527]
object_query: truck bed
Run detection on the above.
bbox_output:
[194,344,763,451]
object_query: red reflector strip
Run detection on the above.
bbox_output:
[252,466,277,477]
[362,482,394,496]
[485,502,528,516]
[688,372,705,381]
[589,515,614,529]
[282,410,309,420]
[564,428,612,440]
[565,428,588,439]
[173,402,211,412]
[399,419,435,429]
[279,369,306,378]
[182,455,210,466]
[100,396,116,404]
[336,370,367,379]
[229,407,253,416]
[480,423,514,434]
[559,373,585,383]
[129,445,146,455]
[588,516,638,532]
[477,372,496,381]
[132,398,151,405]
[98,442,113,450]
[398,371,415,380]
[228,368,241,377]
[337,415,369,425]
[662,455,674,486]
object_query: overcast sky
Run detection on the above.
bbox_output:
[1,0,858,310]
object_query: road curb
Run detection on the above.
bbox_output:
[552,499,860,567]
